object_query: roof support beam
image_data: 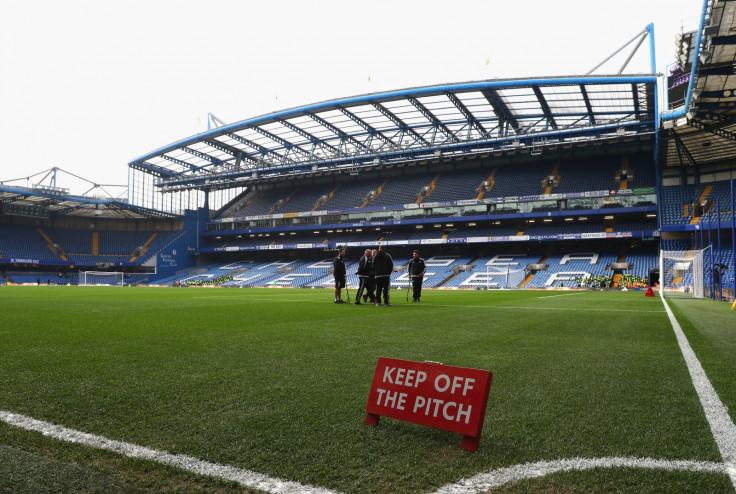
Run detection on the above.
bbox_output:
[631,84,642,121]
[406,97,458,144]
[445,92,488,139]
[579,85,595,125]
[279,120,340,157]
[371,102,431,147]
[480,89,519,134]
[338,107,395,151]
[224,133,288,166]
[688,118,736,142]
[182,146,226,168]
[669,129,698,168]
[532,86,557,129]
[309,113,372,155]
[203,138,258,166]
[251,126,312,162]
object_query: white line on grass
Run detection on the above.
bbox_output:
[431,457,727,493]
[0,410,340,494]
[429,304,665,313]
[658,293,736,489]
[535,292,585,299]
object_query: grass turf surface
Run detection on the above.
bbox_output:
[0,286,734,493]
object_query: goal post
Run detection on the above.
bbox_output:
[79,271,125,286]
[485,264,526,289]
[659,246,711,299]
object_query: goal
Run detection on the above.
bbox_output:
[659,246,711,299]
[485,265,526,289]
[79,271,125,286]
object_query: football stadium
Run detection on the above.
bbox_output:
[2,1,736,493]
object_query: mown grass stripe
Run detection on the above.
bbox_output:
[0,411,342,494]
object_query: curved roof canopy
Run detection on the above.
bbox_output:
[129,75,657,191]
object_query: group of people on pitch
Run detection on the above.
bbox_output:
[332,246,426,306]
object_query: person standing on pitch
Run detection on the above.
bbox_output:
[333,248,347,303]
[407,249,426,302]
[354,249,372,305]
[364,248,378,303]
[373,244,393,306]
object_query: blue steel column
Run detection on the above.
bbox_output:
[661,0,710,122]
[649,22,662,234]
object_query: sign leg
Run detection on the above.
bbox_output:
[461,435,479,452]
[365,413,381,426]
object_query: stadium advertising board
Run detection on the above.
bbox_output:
[365,357,492,451]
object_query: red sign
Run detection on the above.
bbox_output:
[365,357,493,451]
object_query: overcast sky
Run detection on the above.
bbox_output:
[0,0,701,196]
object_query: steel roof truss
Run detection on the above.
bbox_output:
[225,132,288,167]
[337,107,395,150]
[670,130,698,167]
[203,138,259,167]
[445,92,488,140]
[688,118,736,141]
[182,146,227,169]
[309,113,370,156]
[251,125,312,163]
[480,89,519,135]
[579,85,596,125]
[161,154,207,175]
[279,120,340,158]
[531,86,557,129]
[371,102,430,147]
[406,97,458,144]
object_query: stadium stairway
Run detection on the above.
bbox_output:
[523,253,549,287]
[311,185,341,212]
[543,163,561,195]
[415,174,441,204]
[690,185,713,225]
[130,233,158,263]
[361,179,390,207]
[38,228,68,261]
[437,254,481,287]
[476,169,497,200]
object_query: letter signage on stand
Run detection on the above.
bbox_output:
[365,357,493,451]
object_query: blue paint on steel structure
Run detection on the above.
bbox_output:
[129,75,658,192]
[660,0,711,122]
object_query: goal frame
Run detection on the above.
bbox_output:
[659,246,712,299]
[79,271,125,286]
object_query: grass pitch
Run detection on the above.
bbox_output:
[0,286,734,493]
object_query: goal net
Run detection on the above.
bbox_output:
[79,271,125,286]
[485,265,527,289]
[659,246,711,299]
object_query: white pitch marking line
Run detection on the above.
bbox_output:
[429,304,665,313]
[0,411,340,494]
[535,292,585,299]
[431,457,727,494]
[658,293,736,490]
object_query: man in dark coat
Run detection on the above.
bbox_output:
[373,245,394,306]
[333,248,347,303]
[407,250,426,302]
[354,249,373,305]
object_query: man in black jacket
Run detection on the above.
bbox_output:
[333,248,347,303]
[373,245,394,306]
[407,250,426,302]
[354,249,373,305]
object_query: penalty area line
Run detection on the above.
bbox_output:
[0,410,340,494]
